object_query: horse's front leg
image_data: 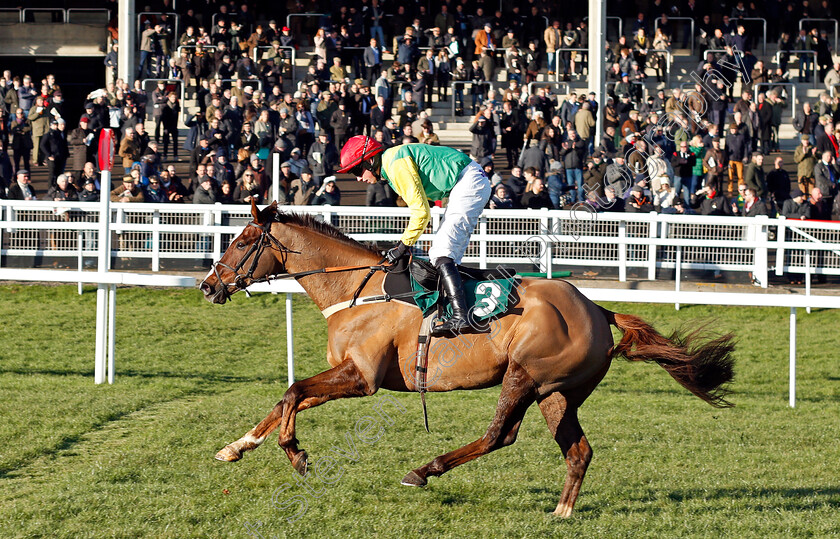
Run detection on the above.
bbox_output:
[215,359,374,474]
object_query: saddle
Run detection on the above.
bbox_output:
[383,258,520,321]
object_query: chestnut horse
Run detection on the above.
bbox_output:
[199,202,735,517]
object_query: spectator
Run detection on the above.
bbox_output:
[144,175,169,203]
[601,186,625,213]
[160,92,181,162]
[8,169,36,200]
[560,131,586,201]
[234,169,261,204]
[290,167,317,205]
[111,175,145,203]
[814,150,838,209]
[366,177,397,207]
[743,152,767,199]
[469,110,496,160]
[518,139,548,179]
[725,123,749,195]
[308,132,338,186]
[781,189,811,220]
[78,176,99,202]
[625,185,655,213]
[488,183,516,209]
[119,128,143,173]
[793,102,819,145]
[40,118,67,185]
[794,136,818,195]
[10,108,32,173]
[192,175,216,204]
[419,120,440,146]
[28,97,49,167]
[767,156,791,205]
[520,177,552,209]
[312,177,341,205]
[691,182,732,216]
[740,188,768,217]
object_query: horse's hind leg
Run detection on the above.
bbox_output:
[401,362,537,487]
[215,359,372,474]
[537,391,592,518]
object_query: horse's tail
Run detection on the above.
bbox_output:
[600,307,736,408]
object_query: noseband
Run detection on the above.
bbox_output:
[209,221,299,302]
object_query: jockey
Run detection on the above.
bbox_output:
[337,135,491,336]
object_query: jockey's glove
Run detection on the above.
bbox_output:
[385,241,409,264]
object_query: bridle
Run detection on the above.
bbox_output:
[208,220,299,302]
[206,218,392,303]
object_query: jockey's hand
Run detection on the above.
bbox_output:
[385,241,409,264]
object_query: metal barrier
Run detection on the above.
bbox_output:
[215,79,263,94]
[583,16,623,42]
[22,8,66,23]
[553,48,590,82]
[753,82,796,111]
[740,17,767,55]
[527,82,570,101]
[448,81,497,116]
[286,13,326,34]
[799,18,839,54]
[773,50,818,89]
[655,17,695,52]
[175,44,217,57]
[136,12,180,45]
[253,45,297,87]
[0,8,21,23]
[66,8,110,25]
[607,81,646,100]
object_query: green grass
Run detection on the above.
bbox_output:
[0,284,839,538]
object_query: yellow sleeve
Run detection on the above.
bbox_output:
[387,156,430,246]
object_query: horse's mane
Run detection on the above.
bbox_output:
[272,210,381,255]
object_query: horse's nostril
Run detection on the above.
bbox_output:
[200,281,213,295]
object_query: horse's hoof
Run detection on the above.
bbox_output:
[552,503,574,518]
[400,470,427,487]
[292,451,309,476]
[215,445,242,462]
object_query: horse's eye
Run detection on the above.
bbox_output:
[236,241,246,250]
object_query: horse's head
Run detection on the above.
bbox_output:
[200,200,294,304]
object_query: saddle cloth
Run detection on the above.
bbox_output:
[383,258,520,320]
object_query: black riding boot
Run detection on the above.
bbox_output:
[430,260,471,337]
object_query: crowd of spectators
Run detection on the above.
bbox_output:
[0,1,838,221]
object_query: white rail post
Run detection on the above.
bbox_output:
[271,154,280,204]
[618,220,627,282]
[107,284,116,384]
[77,232,83,295]
[94,169,111,385]
[152,209,161,272]
[753,216,769,288]
[789,306,796,408]
[805,249,811,314]
[675,245,682,311]
[286,292,295,386]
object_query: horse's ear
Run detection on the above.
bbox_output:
[250,198,260,221]
[254,200,278,225]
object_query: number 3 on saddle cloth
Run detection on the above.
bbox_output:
[382,258,520,332]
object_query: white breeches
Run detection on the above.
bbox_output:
[428,161,492,265]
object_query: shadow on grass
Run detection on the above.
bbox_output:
[0,387,230,480]
[0,367,268,384]
[667,486,840,511]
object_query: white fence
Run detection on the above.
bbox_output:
[2,202,839,288]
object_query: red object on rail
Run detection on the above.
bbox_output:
[97,128,115,172]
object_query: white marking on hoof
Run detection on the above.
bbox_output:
[552,503,573,518]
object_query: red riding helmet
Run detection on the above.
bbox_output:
[337,135,384,174]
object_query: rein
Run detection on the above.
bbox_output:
[210,220,392,303]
